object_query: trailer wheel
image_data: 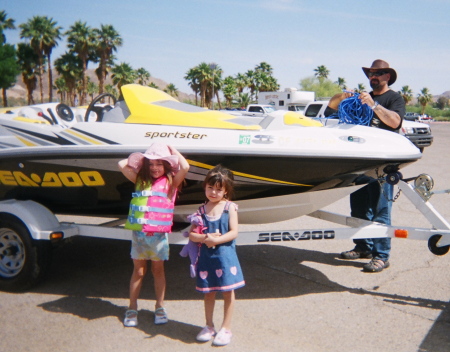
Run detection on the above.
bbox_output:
[0,215,51,291]
[428,234,450,256]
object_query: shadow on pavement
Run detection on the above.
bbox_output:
[38,296,201,344]
[29,236,449,348]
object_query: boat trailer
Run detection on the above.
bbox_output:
[0,174,449,291]
[59,174,450,255]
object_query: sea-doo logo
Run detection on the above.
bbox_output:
[0,170,105,187]
[257,230,335,242]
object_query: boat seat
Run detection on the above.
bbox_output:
[102,100,130,123]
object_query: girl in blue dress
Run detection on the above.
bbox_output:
[189,165,245,346]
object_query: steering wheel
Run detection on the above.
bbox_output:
[84,93,117,122]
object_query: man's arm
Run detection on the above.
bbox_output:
[359,92,402,130]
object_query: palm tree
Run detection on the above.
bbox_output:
[136,67,151,85]
[195,62,213,108]
[41,18,62,103]
[335,77,346,90]
[209,63,223,109]
[255,61,273,75]
[259,75,279,92]
[0,10,15,44]
[53,76,68,103]
[94,24,122,94]
[0,43,21,107]
[164,83,179,98]
[354,83,366,93]
[222,76,237,108]
[184,67,200,105]
[314,65,330,82]
[234,73,248,94]
[104,84,118,103]
[236,92,252,108]
[54,51,83,106]
[86,79,98,102]
[417,88,433,114]
[111,62,137,91]
[148,82,159,89]
[398,85,413,105]
[17,43,39,104]
[65,21,96,105]
[19,16,62,103]
[19,16,51,103]
[245,69,257,100]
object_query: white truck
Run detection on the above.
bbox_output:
[303,100,434,152]
[258,88,315,113]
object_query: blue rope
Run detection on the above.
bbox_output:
[329,93,373,126]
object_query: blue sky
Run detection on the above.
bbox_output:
[3,0,450,96]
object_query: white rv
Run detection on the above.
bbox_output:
[258,88,315,112]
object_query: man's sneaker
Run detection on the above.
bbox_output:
[363,258,390,273]
[340,250,373,260]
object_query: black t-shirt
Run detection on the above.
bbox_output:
[370,90,405,132]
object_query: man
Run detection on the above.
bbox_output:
[328,59,406,273]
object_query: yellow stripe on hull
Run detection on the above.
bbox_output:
[188,159,312,187]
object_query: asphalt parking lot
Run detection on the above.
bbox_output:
[1,122,449,352]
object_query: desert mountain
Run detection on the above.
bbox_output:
[7,69,195,103]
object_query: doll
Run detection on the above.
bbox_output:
[180,212,207,277]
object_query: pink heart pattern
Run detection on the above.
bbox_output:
[200,271,208,280]
[230,266,237,275]
[216,269,223,278]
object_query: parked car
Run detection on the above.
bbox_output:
[419,114,433,122]
[404,112,421,121]
[304,101,433,152]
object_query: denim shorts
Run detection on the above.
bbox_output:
[130,231,169,261]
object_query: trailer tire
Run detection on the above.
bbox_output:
[0,214,52,291]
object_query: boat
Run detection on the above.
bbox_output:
[0,84,421,224]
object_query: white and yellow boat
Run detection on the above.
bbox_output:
[0,84,421,224]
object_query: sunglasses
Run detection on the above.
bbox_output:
[368,71,388,77]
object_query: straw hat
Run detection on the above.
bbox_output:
[362,59,397,86]
[127,143,179,172]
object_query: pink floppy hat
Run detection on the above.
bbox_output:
[127,143,179,172]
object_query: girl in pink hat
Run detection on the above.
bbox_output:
[118,143,189,327]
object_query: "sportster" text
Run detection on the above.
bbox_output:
[145,131,207,139]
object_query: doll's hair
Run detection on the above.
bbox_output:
[202,164,235,200]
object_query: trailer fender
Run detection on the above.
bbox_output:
[0,199,61,240]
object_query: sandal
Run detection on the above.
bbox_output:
[213,328,232,346]
[154,307,168,325]
[123,309,138,327]
[363,258,390,272]
[341,249,373,260]
[196,326,216,342]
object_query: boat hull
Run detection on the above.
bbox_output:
[0,147,414,223]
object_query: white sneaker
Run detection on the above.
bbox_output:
[213,328,232,346]
[123,309,138,327]
[196,326,216,342]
